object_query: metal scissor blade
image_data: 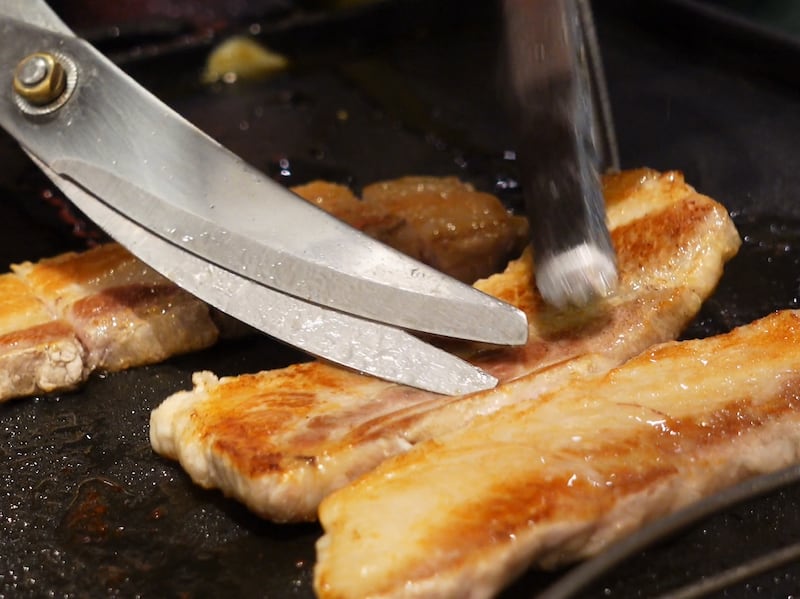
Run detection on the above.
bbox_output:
[0,0,72,36]
[0,15,528,347]
[28,153,498,396]
[54,157,529,345]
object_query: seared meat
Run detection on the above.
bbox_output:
[315,310,800,599]
[12,243,219,372]
[0,243,219,402]
[292,180,410,248]
[292,177,529,283]
[0,273,86,401]
[149,169,741,522]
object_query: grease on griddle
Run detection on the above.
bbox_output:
[681,212,800,341]
[266,155,355,189]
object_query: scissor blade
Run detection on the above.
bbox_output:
[56,157,529,345]
[1,0,73,35]
[28,153,498,396]
[0,17,527,347]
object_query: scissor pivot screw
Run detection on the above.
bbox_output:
[12,51,77,116]
[13,52,67,107]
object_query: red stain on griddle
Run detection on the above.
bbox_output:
[63,479,125,544]
[40,188,104,245]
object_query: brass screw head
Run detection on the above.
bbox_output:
[13,52,67,106]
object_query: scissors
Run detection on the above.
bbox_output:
[0,0,529,396]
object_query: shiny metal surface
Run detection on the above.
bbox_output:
[503,0,616,307]
[0,1,529,394]
[1,0,71,35]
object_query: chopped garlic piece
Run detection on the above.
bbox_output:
[202,36,289,84]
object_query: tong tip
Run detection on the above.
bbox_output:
[536,241,617,309]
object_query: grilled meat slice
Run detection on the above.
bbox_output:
[149,168,741,522]
[12,243,219,372]
[292,177,530,283]
[315,310,800,599]
[0,273,86,401]
[360,176,530,283]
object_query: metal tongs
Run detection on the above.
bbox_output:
[503,0,619,308]
[0,0,528,396]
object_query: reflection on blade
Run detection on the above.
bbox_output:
[29,155,498,396]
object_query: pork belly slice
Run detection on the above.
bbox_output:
[0,273,86,402]
[292,177,530,283]
[12,243,219,372]
[291,181,414,255]
[315,310,800,599]
[149,168,741,522]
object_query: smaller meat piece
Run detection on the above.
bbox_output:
[361,177,529,283]
[0,273,86,402]
[292,177,529,283]
[292,181,417,261]
[12,243,219,372]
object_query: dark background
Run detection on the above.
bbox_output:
[2,1,800,597]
